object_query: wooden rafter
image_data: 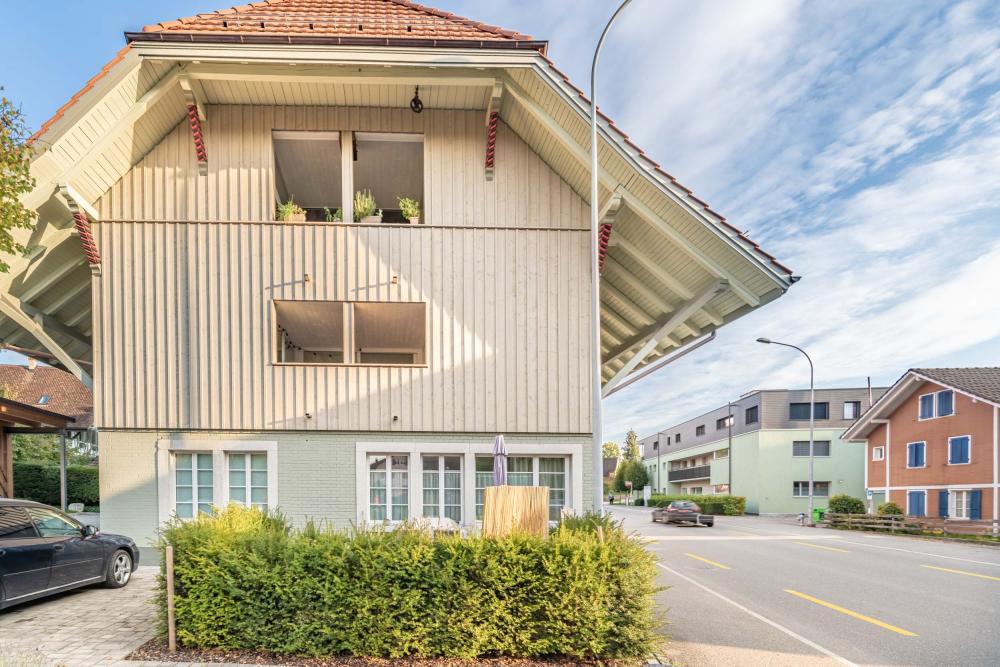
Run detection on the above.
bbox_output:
[484,81,503,181]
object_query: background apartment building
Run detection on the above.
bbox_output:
[641,387,887,514]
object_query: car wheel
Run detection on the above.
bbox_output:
[104,549,133,588]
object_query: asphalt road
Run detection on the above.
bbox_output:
[607,504,1000,667]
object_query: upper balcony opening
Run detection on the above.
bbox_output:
[354,132,424,224]
[273,131,343,222]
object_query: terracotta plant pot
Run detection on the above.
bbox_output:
[407,217,420,225]
[288,213,306,222]
[361,215,383,224]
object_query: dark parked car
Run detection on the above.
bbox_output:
[651,500,714,527]
[0,499,138,610]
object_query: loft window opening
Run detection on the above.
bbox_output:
[273,131,343,222]
[354,302,426,364]
[353,132,424,223]
[274,300,345,364]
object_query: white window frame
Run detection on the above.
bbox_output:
[156,440,278,526]
[173,451,215,518]
[948,489,971,520]
[946,435,972,466]
[227,452,270,510]
[906,441,927,469]
[355,441,583,527]
[906,489,927,517]
[793,481,830,497]
[843,401,861,420]
[918,390,955,420]
[872,446,885,462]
[368,454,410,523]
[421,454,463,523]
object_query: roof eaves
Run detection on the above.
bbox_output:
[124,31,547,51]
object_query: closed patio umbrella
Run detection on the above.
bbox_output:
[493,434,507,486]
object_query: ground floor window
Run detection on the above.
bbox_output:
[793,481,830,497]
[423,455,462,522]
[948,489,970,520]
[174,453,213,518]
[474,455,567,521]
[369,455,409,522]
[688,487,704,495]
[228,453,269,510]
[714,484,729,494]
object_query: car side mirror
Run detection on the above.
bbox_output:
[81,524,98,537]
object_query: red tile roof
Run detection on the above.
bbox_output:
[131,0,542,46]
[0,365,93,428]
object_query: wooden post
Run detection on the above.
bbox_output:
[166,545,177,652]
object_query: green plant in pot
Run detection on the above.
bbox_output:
[323,207,343,222]
[353,189,381,223]
[398,196,421,224]
[276,197,306,222]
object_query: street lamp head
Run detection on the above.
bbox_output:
[756,337,772,344]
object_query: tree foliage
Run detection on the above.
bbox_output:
[0,90,36,272]
[828,494,866,514]
[621,429,640,461]
[612,459,649,492]
[601,441,620,459]
[12,433,96,466]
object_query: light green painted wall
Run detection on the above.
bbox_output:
[644,429,864,514]
[99,430,593,549]
[754,429,865,514]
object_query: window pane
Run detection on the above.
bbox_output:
[814,403,829,419]
[229,453,245,470]
[250,487,267,505]
[919,394,935,419]
[175,453,192,469]
[198,503,213,515]
[475,456,494,520]
[272,131,343,220]
[197,453,213,469]
[789,403,810,420]
[745,406,758,424]
[176,486,193,502]
[508,457,533,486]
[175,502,193,519]
[251,454,267,471]
[843,401,860,419]
[539,457,566,521]
[937,391,954,417]
[230,486,246,504]
[176,469,193,486]
[423,455,439,472]
[0,507,37,539]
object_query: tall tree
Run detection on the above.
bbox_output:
[0,90,36,272]
[602,441,620,459]
[621,429,640,461]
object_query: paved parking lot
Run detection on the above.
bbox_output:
[0,566,157,666]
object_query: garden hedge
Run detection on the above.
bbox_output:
[827,494,866,514]
[645,494,746,515]
[12,463,99,507]
[159,506,659,660]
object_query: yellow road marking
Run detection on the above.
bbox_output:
[684,552,731,570]
[784,590,917,637]
[795,541,850,553]
[922,565,1000,581]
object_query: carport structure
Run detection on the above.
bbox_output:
[0,398,78,508]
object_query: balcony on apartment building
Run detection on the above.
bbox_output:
[668,464,712,482]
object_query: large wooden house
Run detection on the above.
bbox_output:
[2,0,794,546]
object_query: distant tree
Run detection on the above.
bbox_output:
[12,434,95,466]
[621,429,640,461]
[0,90,36,272]
[612,459,649,493]
[602,441,620,459]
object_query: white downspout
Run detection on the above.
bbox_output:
[993,406,998,534]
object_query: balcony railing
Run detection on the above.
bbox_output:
[668,465,711,482]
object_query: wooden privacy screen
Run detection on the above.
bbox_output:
[482,485,549,538]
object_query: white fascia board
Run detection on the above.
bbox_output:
[131,42,541,69]
[525,61,794,291]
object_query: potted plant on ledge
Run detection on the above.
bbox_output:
[276,198,306,222]
[354,190,382,223]
[398,197,421,224]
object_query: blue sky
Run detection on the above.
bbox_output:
[2,1,998,442]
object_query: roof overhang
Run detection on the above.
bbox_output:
[843,369,1000,441]
[0,397,76,429]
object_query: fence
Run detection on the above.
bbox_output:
[824,512,999,536]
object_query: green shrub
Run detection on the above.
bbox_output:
[557,511,624,537]
[160,506,658,660]
[877,501,903,516]
[647,494,745,515]
[13,463,99,507]
[633,497,644,506]
[828,494,866,514]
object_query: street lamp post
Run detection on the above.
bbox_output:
[590,0,635,512]
[757,337,815,524]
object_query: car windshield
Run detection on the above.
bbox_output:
[670,501,700,510]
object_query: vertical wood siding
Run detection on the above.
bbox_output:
[97,106,588,230]
[93,222,591,433]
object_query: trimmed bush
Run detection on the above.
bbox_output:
[877,501,903,516]
[12,463,99,507]
[160,506,659,660]
[647,494,745,515]
[828,494,866,514]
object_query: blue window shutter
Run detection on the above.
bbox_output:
[938,490,948,518]
[907,444,915,467]
[919,443,925,467]
[970,490,982,520]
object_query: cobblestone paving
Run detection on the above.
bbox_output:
[0,566,157,666]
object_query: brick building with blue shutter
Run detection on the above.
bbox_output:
[844,368,1000,523]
